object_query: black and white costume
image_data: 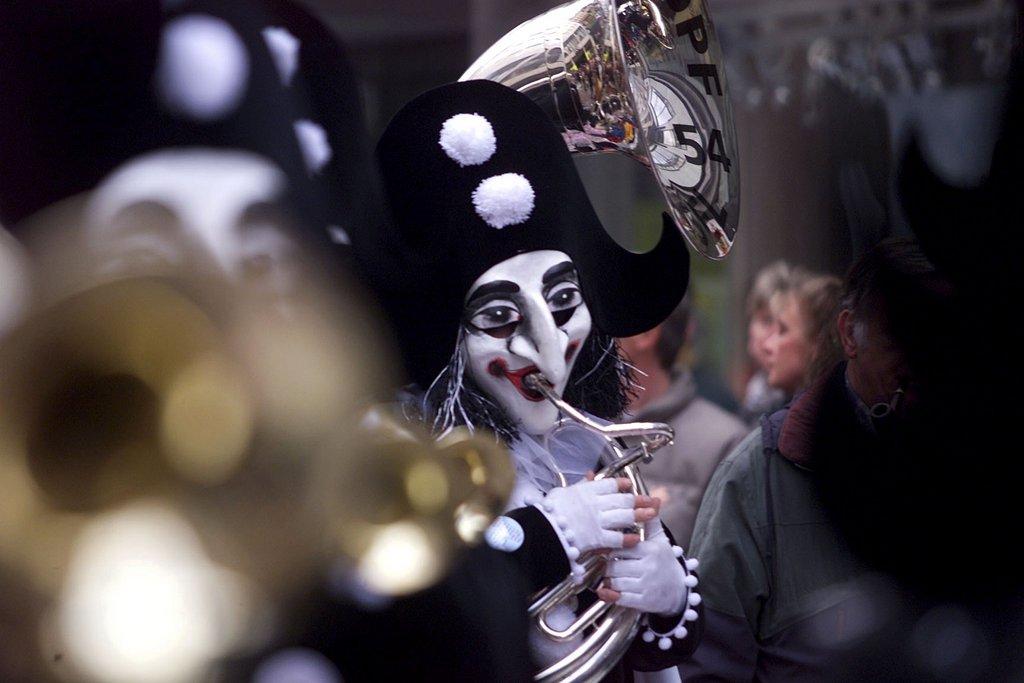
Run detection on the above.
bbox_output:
[366,80,704,680]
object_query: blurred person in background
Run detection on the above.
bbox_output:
[762,272,844,396]
[738,261,794,424]
[679,238,953,681]
[619,294,748,546]
[842,22,1024,677]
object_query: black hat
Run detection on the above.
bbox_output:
[239,0,385,249]
[0,0,377,254]
[372,80,690,388]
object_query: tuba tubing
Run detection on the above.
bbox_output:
[523,373,683,682]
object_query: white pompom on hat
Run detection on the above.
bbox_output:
[155,14,251,122]
[439,113,497,167]
[261,26,300,87]
[293,119,333,175]
[472,173,535,229]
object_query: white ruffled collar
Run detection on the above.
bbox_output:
[505,417,610,509]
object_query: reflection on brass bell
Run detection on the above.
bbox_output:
[324,408,515,597]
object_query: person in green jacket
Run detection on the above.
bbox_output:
[680,238,956,680]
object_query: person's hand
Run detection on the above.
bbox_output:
[596,537,694,616]
[537,476,658,554]
[583,470,661,547]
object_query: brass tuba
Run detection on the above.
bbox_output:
[522,374,698,683]
[462,0,740,259]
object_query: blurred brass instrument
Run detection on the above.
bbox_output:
[463,0,740,259]
[523,374,690,683]
[0,249,513,681]
[326,406,515,597]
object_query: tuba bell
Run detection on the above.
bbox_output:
[462,0,740,259]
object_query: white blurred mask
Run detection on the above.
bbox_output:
[85,148,301,299]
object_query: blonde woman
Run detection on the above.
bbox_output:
[762,274,843,396]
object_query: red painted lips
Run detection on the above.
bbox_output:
[487,359,545,402]
[485,342,580,403]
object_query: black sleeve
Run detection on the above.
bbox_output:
[224,544,535,682]
[503,505,571,593]
[621,523,705,671]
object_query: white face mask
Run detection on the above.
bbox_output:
[462,250,592,436]
[85,149,301,299]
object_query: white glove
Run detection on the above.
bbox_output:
[604,537,693,616]
[536,478,638,554]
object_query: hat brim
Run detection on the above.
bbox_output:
[573,212,690,339]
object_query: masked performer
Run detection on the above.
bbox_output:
[367,80,703,679]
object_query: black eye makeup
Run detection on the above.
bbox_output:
[467,301,522,339]
[543,262,582,327]
[547,282,582,309]
[464,279,523,338]
[462,262,584,338]
[547,283,582,326]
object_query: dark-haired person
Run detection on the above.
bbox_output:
[679,238,954,681]
[364,80,703,680]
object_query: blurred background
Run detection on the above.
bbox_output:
[307,0,1016,405]
[0,1,1019,680]
[1,0,1016,410]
